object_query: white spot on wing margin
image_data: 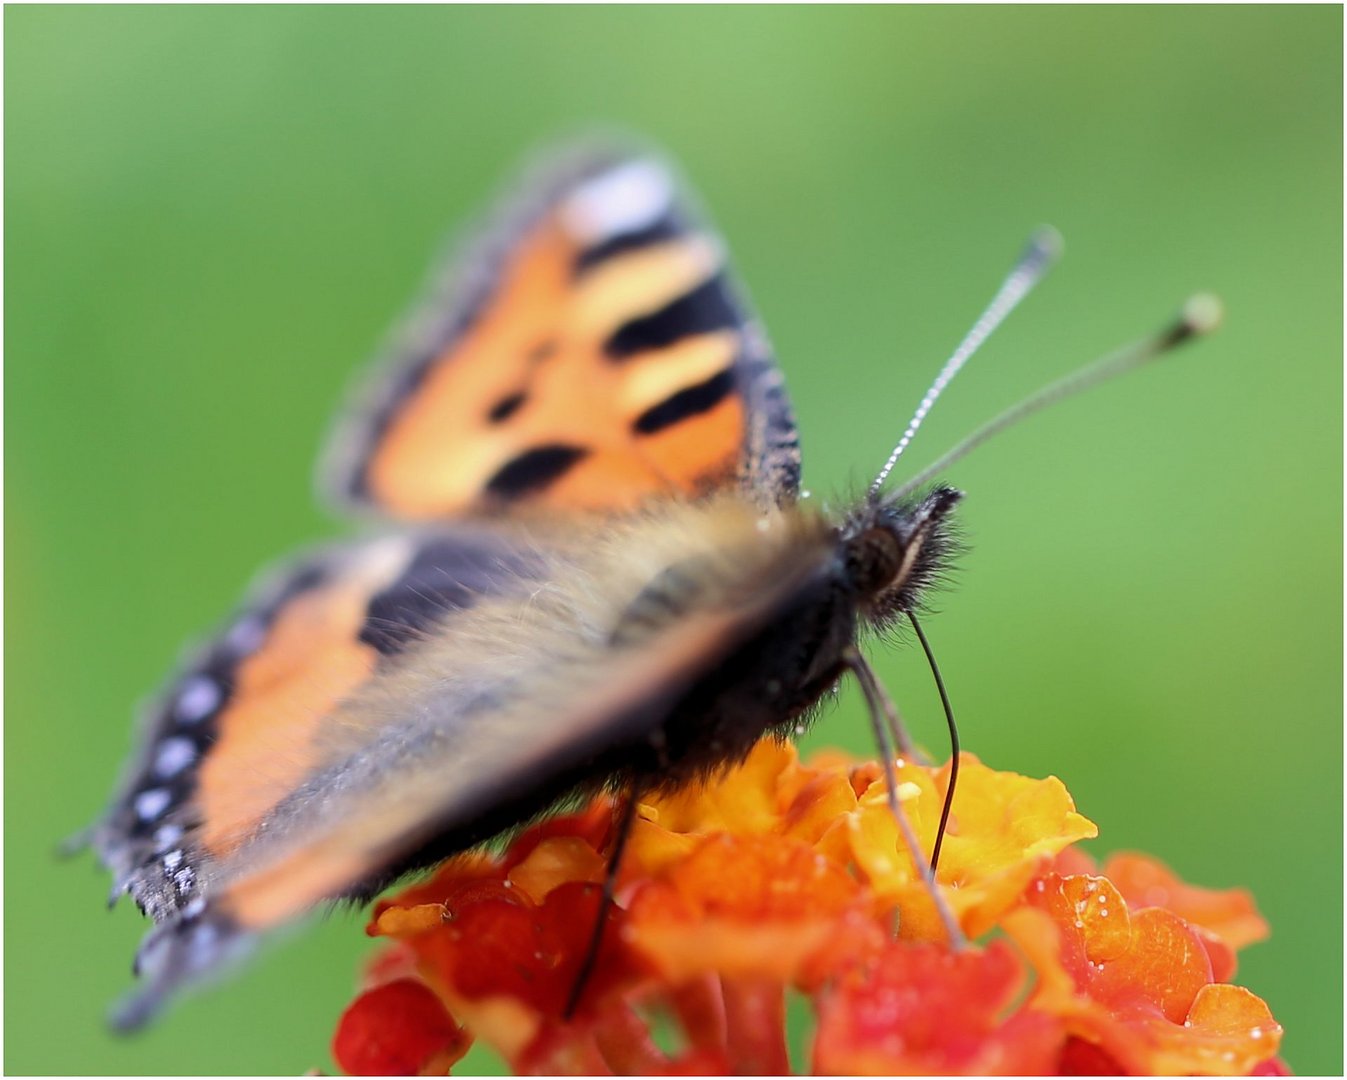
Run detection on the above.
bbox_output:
[154,737,197,778]
[561,160,674,245]
[134,788,171,822]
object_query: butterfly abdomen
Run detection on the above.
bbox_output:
[640,571,858,788]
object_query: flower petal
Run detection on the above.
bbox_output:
[332,979,469,1076]
[642,739,794,836]
[813,940,1062,1075]
[846,755,1097,938]
[1102,852,1269,951]
[1010,874,1284,1075]
[507,836,607,905]
[625,833,861,983]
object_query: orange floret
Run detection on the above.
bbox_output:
[1007,872,1283,1075]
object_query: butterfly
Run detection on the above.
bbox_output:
[82,140,1217,1031]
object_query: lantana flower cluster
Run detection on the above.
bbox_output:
[332,742,1285,1075]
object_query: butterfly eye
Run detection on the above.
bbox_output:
[844,526,906,597]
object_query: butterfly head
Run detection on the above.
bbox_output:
[842,485,964,626]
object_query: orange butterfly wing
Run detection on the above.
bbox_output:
[325,150,800,517]
[92,530,541,918]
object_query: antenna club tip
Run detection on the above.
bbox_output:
[1159,292,1224,350]
[1030,225,1065,264]
[1181,293,1224,336]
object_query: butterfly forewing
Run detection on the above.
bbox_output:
[325,149,800,517]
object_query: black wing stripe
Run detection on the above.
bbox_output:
[484,444,588,499]
[573,214,685,276]
[633,368,736,435]
[360,537,537,658]
[604,274,740,361]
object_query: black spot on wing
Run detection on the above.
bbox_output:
[633,369,736,435]
[604,274,740,361]
[573,215,684,275]
[360,537,534,658]
[485,444,588,499]
[488,390,527,423]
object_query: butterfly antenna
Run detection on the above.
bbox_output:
[868,228,1063,498]
[888,293,1224,502]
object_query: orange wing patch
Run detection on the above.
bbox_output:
[91,528,546,920]
[194,571,386,859]
[329,155,795,518]
[89,538,413,920]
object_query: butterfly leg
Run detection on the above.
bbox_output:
[563,784,642,1019]
[878,683,925,763]
[844,648,965,949]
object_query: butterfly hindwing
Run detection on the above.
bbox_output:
[91,527,544,927]
[324,147,800,518]
[103,497,839,1028]
[178,499,839,931]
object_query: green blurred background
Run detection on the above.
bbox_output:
[6,6,1340,1075]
